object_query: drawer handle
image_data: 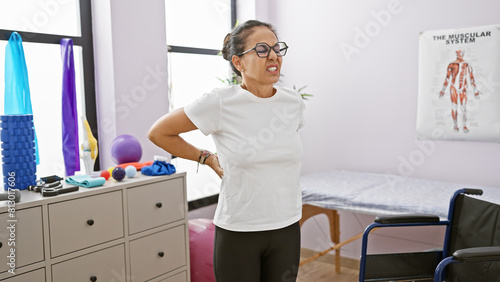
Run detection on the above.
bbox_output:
[158,251,165,257]
[90,275,97,282]
[0,242,2,248]
[87,219,95,226]
[156,202,163,208]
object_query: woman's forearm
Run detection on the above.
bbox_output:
[148,107,206,162]
[148,108,223,177]
[149,133,200,162]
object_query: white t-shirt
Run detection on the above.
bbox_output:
[184,85,305,231]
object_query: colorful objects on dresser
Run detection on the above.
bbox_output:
[110,134,142,164]
[112,166,126,181]
[81,116,98,175]
[0,115,37,190]
[141,160,176,176]
[100,170,110,180]
[65,175,105,188]
[125,165,137,178]
[60,38,80,176]
[4,31,40,165]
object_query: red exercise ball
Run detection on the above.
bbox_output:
[100,170,110,180]
[188,218,215,282]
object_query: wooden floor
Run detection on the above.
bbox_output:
[297,249,359,282]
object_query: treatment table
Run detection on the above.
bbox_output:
[299,170,500,272]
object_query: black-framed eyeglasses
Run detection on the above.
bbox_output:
[237,42,288,58]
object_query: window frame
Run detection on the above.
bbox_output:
[167,0,236,57]
[167,0,236,211]
[0,0,99,169]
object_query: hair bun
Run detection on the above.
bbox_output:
[221,33,231,61]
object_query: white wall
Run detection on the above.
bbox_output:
[268,0,500,187]
[263,0,500,259]
[92,0,170,169]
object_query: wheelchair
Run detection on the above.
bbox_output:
[358,188,500,281]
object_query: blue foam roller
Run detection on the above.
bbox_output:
[1,115,37,190]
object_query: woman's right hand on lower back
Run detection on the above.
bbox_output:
[207,154,224,179]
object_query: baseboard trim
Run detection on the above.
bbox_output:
[300,248,360,270]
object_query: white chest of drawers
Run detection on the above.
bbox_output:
[0,172,190,282]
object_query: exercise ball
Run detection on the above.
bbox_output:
[125,165,137,178]
[189,218,216,282]
[112,167,126,181]
[100,170,110,180]
[110,134,142,164]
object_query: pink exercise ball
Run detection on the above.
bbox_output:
[189,218,216,282]
[110,134,142,164]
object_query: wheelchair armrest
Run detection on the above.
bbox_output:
[374,214,440,224]
[463,188,483,196]
[453,246,500,262]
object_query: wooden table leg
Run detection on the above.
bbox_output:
[299,205,341,273]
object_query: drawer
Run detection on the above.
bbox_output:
[48,191,124,257]
[52,244,125,282]
[0,207,44,273]
[158,271,187,282]
[0,268,45,282]
[127,178,185,234]
[130,225,187,281]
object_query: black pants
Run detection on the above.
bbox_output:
[213,221,301,282]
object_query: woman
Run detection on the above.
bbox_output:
[148,20,305,282]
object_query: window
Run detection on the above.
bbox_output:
[0,0,98,179]
[165,0,236,205]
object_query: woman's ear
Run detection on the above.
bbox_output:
[232,55,243,72]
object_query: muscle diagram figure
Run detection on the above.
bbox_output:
[439,50,480,133]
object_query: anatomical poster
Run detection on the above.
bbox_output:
[416,24,500,142]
